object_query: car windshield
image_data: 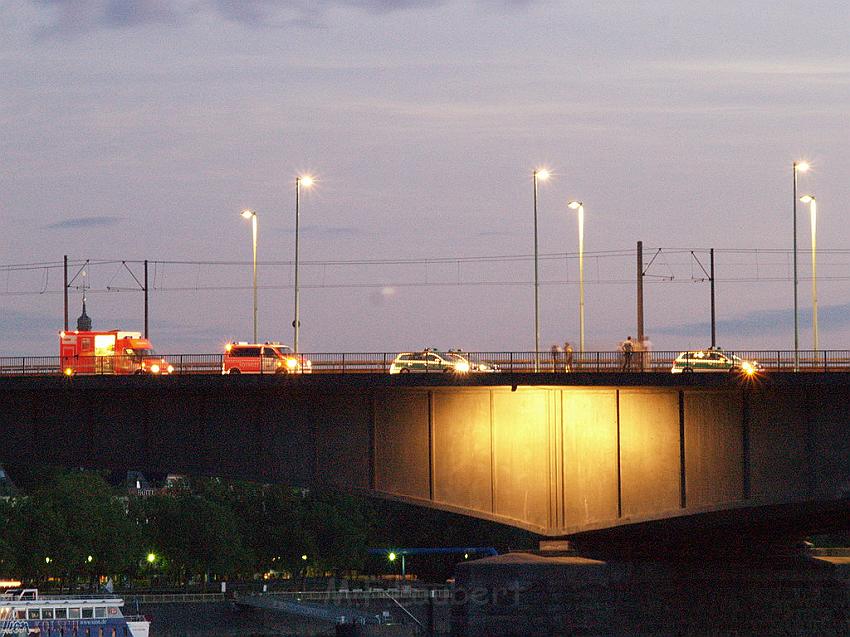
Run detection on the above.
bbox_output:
[273,346,294,356]
[445,353,467,362]
[125,348,155,358]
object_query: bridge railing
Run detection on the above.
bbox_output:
[2,350,850,376]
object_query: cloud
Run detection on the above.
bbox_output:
[33,0,182,34]
[29,0,443,33]
[655,303,850,338]
[45,216,123,230]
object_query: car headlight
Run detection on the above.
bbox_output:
[455,361,470,373]
[478,364,490,371]
[150,364,161,374]
[741,362,755,375]
[166,365,174,374]
[286,358,298,369]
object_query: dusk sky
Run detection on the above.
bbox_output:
[3,1,850,355]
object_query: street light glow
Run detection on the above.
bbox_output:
[795,161,810,173]
[240,209,255,219]
[388,552,397,562]
[147,552,156,563]
[534,168,551,181]
[800,194,815,203]
[298,175,314,188]
[567,200,582,209]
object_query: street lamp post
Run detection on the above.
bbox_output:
[568,201,585,353]
[800,194,818,353]
[532,168,550,369]
[294,175,314,353]
[792,160,809,370]
[240,209,258,342]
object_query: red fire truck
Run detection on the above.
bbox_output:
[59,330,174,375]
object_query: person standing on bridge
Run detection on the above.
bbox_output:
[639,335,652,371]
[620,336,634,371]
[564,341,574,372]
[550,343,563,371]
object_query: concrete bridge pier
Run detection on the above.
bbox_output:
[450,547,850,636]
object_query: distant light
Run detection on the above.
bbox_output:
[567,200,582,210]
[299,175,315,188]
[388,552,397,562]
[241,209,255,219]
[301,554,308,561]
[0,580,21,588]
[45,557,51,564]
[795,161,810,173]
[800,194,816,203]
[534,168,551,181]
[463,553,469,559]
[147,553,156,564]
[87,555,93,563]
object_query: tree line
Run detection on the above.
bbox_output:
[0,468,534,589]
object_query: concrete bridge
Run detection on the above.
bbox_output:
[2,373,848,553]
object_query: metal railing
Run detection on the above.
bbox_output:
[1,350,849,376]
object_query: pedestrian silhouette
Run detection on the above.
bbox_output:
[550,344,563,372]
[564,341,574,372]
[621,336,634,371]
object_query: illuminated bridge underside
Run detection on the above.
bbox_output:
[1,374,849,540]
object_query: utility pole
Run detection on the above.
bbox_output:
[710,248,716,348]
[144,260,149,339]
[636,241,644,341]
[63,255,69,331]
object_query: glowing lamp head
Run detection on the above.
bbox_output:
[147,553,156,564]
[298,175,314,188]
[301,554,308,561]
[388,552,397,562]
[534,168,550,181]
[240,209,255,219]
[795,161,810,173]
[567,200,582,210]
[800,194,815,204]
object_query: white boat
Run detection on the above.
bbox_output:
[0,588,150,637]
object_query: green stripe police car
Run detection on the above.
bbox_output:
[671,349,759,375]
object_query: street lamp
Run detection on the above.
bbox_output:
[241,209,259,342]
[792,160,809,370]
[294,175,314,353]
[567,201,585,353]
[800,194,818,353]
[532,168,551,369]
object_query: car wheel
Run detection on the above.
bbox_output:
[229,368,241,375]
[400,368,410,374]
[682,367,693,374]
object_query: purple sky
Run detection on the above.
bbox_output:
[3,1,850,355]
